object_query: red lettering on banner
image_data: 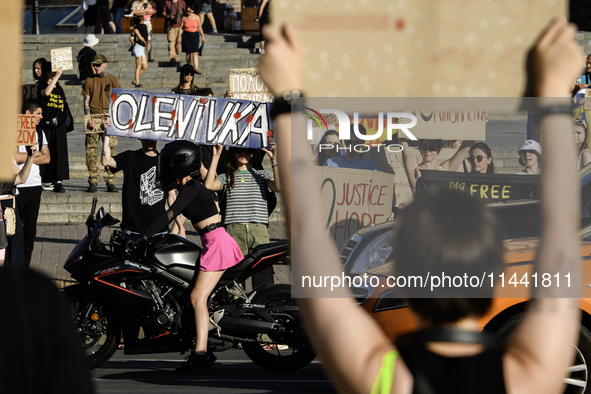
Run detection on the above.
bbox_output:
[360,213,373,227]
[377,185,387,206]
[333,209,386,243]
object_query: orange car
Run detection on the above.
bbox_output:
[339,168,591,394]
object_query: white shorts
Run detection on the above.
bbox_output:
[132,43,146,58]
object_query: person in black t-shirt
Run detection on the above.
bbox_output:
[78,34,99,86]
[37,61,71,193]
[102,136,166,233]
[131,16,149,88]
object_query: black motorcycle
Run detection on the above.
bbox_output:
[62,199,314,371]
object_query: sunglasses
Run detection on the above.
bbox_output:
[468,155,486,163]
[234,149,252,154]
[419,143,438,151]
[575,119,587,128]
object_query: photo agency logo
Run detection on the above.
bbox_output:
[304,108,418,153]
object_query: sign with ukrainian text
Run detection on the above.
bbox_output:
[229,68,273,103]
[50,47,73,71]
[107,89,274,149]
[416,170,540,203]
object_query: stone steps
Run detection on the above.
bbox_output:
[38,184,286,225]
[22,33,262,123]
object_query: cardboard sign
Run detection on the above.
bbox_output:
[309,110,487,142]
[584,89,591,111]
[16,115,37,146]
[0,0,20,180]
[50,47,73,71]
[319,167,394,249]
[108,89,274,148]
[84,114,108,134]
[22,84,36,103]
[273,0,565,97]
[229,68,273,103]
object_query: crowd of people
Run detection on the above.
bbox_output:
[312,110,591,190]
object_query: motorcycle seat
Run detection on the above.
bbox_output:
[221,240,288,281]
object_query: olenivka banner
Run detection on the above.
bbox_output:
[107,89,274,148]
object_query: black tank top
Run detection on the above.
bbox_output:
[144,179,218,237]
[395,329,507,394]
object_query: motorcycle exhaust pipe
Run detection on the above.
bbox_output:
[218,316,280,334]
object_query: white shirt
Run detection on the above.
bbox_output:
[16,130,48,189]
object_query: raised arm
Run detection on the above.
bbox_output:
[101,136,117,168]
[263,144,280,192]
[203,144,222,191]
[440,140,473,171]
[259,23,403,394]
[41,68,63,97]
[503,18,583,394]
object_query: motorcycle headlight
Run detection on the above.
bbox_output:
[347,230,394,276]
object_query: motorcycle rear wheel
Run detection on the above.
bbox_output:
[66,291,121,369]
[241,284,316,371]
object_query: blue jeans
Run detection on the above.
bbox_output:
[113,7,125,34]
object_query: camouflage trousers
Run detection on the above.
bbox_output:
[86,132,118,186]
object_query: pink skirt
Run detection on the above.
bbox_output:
[199,227,244,271]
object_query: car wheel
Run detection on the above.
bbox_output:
[496,312,590,394]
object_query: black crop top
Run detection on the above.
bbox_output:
[144,179,218,237]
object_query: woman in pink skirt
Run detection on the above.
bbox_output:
[144,140,243,373]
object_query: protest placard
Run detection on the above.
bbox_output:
[16,115,37,146]
[308,110,487,143]
[0,0,20,180]
[108,89,274,148]
[416,170,540,203]
[50,47,73,71]
[273,0,565,97]
[584,89,591,111]
[22,84,36,104]
[229,68,273,102]
[319,167,394,249]
[84,114,108,134]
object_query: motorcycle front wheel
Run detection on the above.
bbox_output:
[65,289,121,369]
[241,284,316,371]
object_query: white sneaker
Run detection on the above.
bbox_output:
[42,182,53,191]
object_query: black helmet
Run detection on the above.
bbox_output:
[159,140,202,189]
